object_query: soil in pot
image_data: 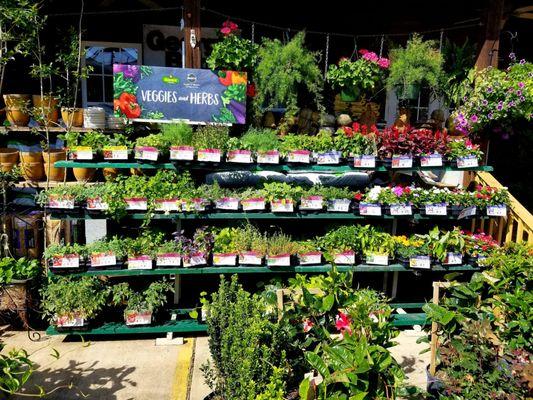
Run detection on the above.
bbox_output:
[32,95,59,126]
[61,107,84,128]
[73,167,96,182]
[0,148,19,172]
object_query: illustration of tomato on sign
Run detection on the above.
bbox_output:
[113,64,247,124]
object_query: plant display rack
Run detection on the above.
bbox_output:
[44,158,496,337]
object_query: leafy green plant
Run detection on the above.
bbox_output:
[111,280,173,314]
[425,227,465,262]
[440,39,477,107]
[315,186,353,200]
[446,138,484,160]
[227,224,267,255]
[191,125,230,150]
[267,232,300,256]
[122,232,165,258]
[240,128,279,151]
[35,184,86,206]
[334,125,377,157]
[213,227,240,254]
[160,123,194,146]
[260,182,304,202]
[0,258,39,283]
[43,243,85,260]
[279,133,314,154]
[318,225,361,255]
[207,32,258,72]
[85,237,126,259]
[59,130,108,151]
[307,129,336,153]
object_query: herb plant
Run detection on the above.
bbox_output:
[112,280,173,314]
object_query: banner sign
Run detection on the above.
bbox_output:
[113,64,247,124]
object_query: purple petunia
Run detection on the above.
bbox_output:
[509,52,516,60]
[482,99,489,106]
[497,102,503,111]
[508,101,515,108]
[487,87,493,93]
[518,82,525,89]
[520,96,525,102]
[517,90,522,96]
[471,115,479,123]
[488,113,494,119]
[520,59,526,64]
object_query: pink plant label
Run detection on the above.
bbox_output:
[267,254,291,267]
[354,155,376,168]
[486,205,507,217]
[197,149,221,162]
[327,199,351,212]
[90,252,116,267]
[257,150,279,164]
[213,253,237,266]
[128,255,153,270]
[390,204,412,216]
[124,198,148,211]
[103,146,128,160]
[366,253,389,266]
[287,150,310,163]
[125,311,152,326]
[156,253,181,267]
[317,151,341,165]
[456,155,478,168]
[271,199,294,213]
[215,197,240,210]
[170,146,194,161]
[444,252,462,265]
[183,253,207,267]
[300,196,324,210]
[49,196,75,209]
[298,252,322,265]
[135,146,159,161]
[86,197,109,210]
[56,315,85,327]
[52,254,80,268]
[227,150,252,163]
[392,155,413,169]
[420,154,443,167]
[425,203,447,215]
[239,252,263,265]
[359,203,382,216]
[458,206,477,219]
[154,199,180,212]
[334,251,355,265]
[241,198,266,211]
[409,255,431,269]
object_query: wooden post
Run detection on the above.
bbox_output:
[476,0,506,69]
[183,0,201,68]
[429,282,440,376]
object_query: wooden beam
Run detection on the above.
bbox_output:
[476,0,506,69]
[184,0,201,68]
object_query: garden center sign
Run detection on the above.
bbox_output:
[113,65,247,124]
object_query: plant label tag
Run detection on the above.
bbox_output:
[52,254,80,268]
[327,199,351,212]
[300,196,324,210]
[73,146,93,160]
[154,199,180,212]
[86,197,109,211]
[135,146,159,161]
[241,198,266,211]
[409,255,431,269]
[366,253,389,265]
[156,253,181,267]
[487,205,507,217]
[298,252,322,265]
[188,198,208,212]
[392,155,413,168]
[126,311,152,326]
[90,253,116,267]
[103,146,128,160]
[197,148,221,162]
[359,203,382,216]
[444,252,462,265]
[390,204,412,216]
[124,198,148,211]
[271,199,294,213]
[354,155,376,168]
[170,146,195,161]
[317,151,341,165]
[239,252,263,265]
[215,197,239,210]
[334,251,355,265]
[267,254,291,267]
[128,255,152,270]
[183,253,207,267]
[458,206,477,219]
[420,154,443,167]
[425,203,447,216]
[48,195,75,209]
[227,150,252,163]
[257,150,279,164]
[287,150,311,163]
[456,155,478,168]
[56,315,85,328]
[213,253,237,266]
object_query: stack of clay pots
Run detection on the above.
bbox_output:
[0,148,19,172]
[19,149,66,182]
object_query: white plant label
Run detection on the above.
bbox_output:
[213,253,237,266]
[154,199,180,212]
[215,197,239,210]
[267,254,291,267]
[392,155,413,168]
[487,205,507,217]
[128,256,153,270]
[73,146,93,160]
[287,150,310,163]
[425,203,448,216]
[197,149,221,162]
[354,155,376,168]
[366,253,389,265]
[125,311,152,326]
[56,315,85,328]
[124,198,148,211]
[327,199,351,212]
[334,252,355,265]
[170,146,195,161]
[458,206,477,219]
[444,252,462,265]
[456,155,479,168]
[257,151,279,164]
[239,252,263,265]
[86,197,109,211]
[48,196,75,209]
[135,146,159,161]
[241,198,266,211]
[90,253,116,267]
[420,154,443,167]
[271,200,294,213]
[390,204,412,216]
[298,252,322,265]
[52,254,80,268]
[317,151,341,165]
[156,253,181,267]
[227,150,252,163]
[183,253,207,267]
[409,255,431,269]
[359,203,382,216]
[103,146,128,160]
[300,196,324,210]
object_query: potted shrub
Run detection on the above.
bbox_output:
[212,228,239,266]
[192,125,230,163]
[260,182,303,213]
[297,240,322,265]
[40,277,110,329]
[426,227,465,266]
[43,243,85,270]
[394,235,432,269]
[326,50,389,101]
[111,280,174,326]
[446,138,484,168]
[174,227,214,268]
[85,237,125,270]
[156,240,184,268]
[387,34,443,100]
[240,128,280,164]
[266,232,299,267]
[0,257,39,313]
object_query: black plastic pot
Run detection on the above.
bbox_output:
[426,366,445,397]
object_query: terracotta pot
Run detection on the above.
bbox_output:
[42,149,66,164]
[6,108,30,126]
[0,148,19,172]
[61,107,84,128]
[32,95,59,126]
[103,168,119,179]
[21,162,45,181]
[73,167,95,182]
[42,150,66,182]
[3,94,31,108]
[19,151,43,164]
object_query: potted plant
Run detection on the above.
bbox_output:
[212,228,239,266]
[134,133,165,162]
[299,185,325,212]
[111,280,174,326]
[387,34,443,100]
[60,130,107,181]
[327,50,389,101]
[308,130,342,165]
[393,235,431,269]
[446,138,484,168]
[280,134,313,164]
[239,187,266,212]
[0,257,39,313]
[123,233,164,270]
[319,186,354,213]
[370,185,415,216]
[163,123,195,161]
[357,186,383,216]
[356,226,395,265]
[260,182,303,213]
[174,227,214,268]
[181,185,211,213]
[240,128,280,164]
[297,240,322,265]
[36,184,85,212]
[472,185,510,217]
[335,123,378,167]
[225,137,253,164]
[462,231,500,266]
[232,224,267,266]
[40,276,110,329]
[266,232,299,267]
[121,175,149,211]
[156,240,184,268]
[192,125,230,163]
[43,243,85,270]
[85,237,125,270]
[318,225,361,265]
[426,227,465,265]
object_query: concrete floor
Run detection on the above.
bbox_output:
[1,330,188,400]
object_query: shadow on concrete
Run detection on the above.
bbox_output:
[399,355,417,373]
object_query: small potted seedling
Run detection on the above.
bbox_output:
[193,125,229,163]
[266,232,299,267]
[281,134,311,164]
[36,185,85,213]
[240,128,280,164]
[297,240,322,265]
[86,237,125,270]
[260,182,302,213]
[212,228,239,266]
[176,228,213,268]
[234,225,267,266]
[299,186,325,212]
[44,243,85,271]
[156,240,183,268]
[84,184,111,213]
[239,187,266,212]
[124,234,164,270]
[134,134,162,162]
[226,138,253,164]
[322,187,354,213]
[318,226,360,265]
[427,227,465,266]
[310,130,342,165]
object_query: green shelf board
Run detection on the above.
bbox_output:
[48,264,479,278]
[391,313,428,327]
[54,160,494,173]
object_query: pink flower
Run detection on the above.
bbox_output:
[335,311,352,335]
[359,49,369,55]
[377,57,390,69]
[220,27,232,35]
[362,51,379,62]
[303,319,314,333]
[392,186,404,197]
[221,20,238,36]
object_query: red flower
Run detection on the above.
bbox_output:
[303,318,314,333]
[352,122,360,133]
[343,126,354,137]
[246,82,256,97]
[335,311,352,335]
[359,49,369,55]
[354,192,363,201]
[221,20,238,36]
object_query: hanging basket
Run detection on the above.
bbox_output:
[396,84,420,100]
[340,86,361,102]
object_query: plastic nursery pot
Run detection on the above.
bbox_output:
[61,107,84,128]
[0,148,19,172]
[20,162,45,181]
[73,167,96,182]
[3,94,31,126]
[32,95,59,126]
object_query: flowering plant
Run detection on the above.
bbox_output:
[334,122,377,157]
[453,58,532,136]
[446,138,484,160]
[364,185,414,205]
[472,185,510,207]
[393,235,430,259]
[326,50,389,96]
[462,231,500,258]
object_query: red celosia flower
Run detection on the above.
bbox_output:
[335,311,352,335]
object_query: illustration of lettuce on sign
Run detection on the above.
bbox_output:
[113,64,247,124]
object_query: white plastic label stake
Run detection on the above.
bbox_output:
[409,256,431,269]
[124,198,148,211]
[327,199,351,212]
[392,155,413,168]
[49,197,75,209]
[74,147,93,160]
[241,198,266,211]
[486,205,507,217]
[425,203,447,216]
[136,147,159,161]
[170,146,194,161]
[239,252,263,265]
[420,154,443,167]
[154,199,180,212]
[366,253,389,265]
[456,155,479,168]
[183,253,207,267]
[103,146,128,160]
[56,315,85,327]
[271,200,294,213]
[300,196,324,210]
[227,150,252,163]
[359,203,382,216]
[197,149,221,162]
[458,206,477,219]
[213,253,237,266]
[334,251,355,265]
[267,254,291,266]
[53,254,80,268]
[317,151,341,165]
[86,197,109,210]
[215,198,239,210]
[125,311,152,326]
[390,204,412,216]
